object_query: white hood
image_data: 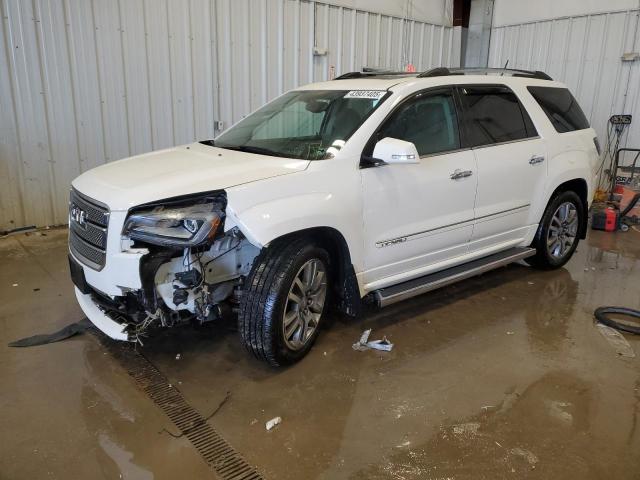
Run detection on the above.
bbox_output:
[72,143,309,211]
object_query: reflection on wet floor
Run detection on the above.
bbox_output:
[1,228,639,479]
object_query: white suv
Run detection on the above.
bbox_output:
[69,67,598,366]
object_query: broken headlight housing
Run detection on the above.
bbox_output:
[123,198,223,247]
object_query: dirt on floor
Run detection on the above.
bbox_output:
[1,227,639,479]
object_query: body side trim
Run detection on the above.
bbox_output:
[375,204,530,247]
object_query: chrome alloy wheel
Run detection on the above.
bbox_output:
[547,201,578,259]
[282,258,327,351]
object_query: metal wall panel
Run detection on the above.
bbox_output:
[489,9,640,155]
[0,0,454,230]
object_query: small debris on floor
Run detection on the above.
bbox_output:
[510,447,539,467]
[452,422,480,437]
[547,400,573,424]
[265,416,282,431]
[506,331,515,335]
[33,288,40,292]
[597,324,636,357]
[395,440,411,448]
[353,329,371,351]
[12,283,18,287]
[175,353,181,360]
[352,329,394,352]
[527,281,534,285]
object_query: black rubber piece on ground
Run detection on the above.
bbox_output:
[238,237,329,367]
[526,190,584,270]
[595,306,640,335]
[8,318,92,347]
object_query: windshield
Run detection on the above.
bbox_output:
[210,90,388,160]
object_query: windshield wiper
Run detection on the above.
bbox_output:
[215,145,289,158]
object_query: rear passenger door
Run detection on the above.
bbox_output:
[457,85,546,252]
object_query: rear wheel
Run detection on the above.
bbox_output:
[527,191,584,269]
[238,238,329,367]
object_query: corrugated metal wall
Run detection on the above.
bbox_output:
[489,9,640,153]
[0,0,454,231]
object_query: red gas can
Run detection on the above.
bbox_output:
[604,207,618,232]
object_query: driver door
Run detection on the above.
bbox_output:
[360,87,477,287]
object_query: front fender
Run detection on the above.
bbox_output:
[223,162,364,271]
[226,192,342,246]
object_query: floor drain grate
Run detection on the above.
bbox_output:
[95,332,264,480]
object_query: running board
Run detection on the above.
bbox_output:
[375,247,536,307]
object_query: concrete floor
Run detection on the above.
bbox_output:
[1,227,640,479]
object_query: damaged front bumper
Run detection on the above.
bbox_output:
[69,189,260,343]
[74,287,130,341]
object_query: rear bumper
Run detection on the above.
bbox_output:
[74,287,130,341]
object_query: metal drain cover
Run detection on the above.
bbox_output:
[95,332,263,480]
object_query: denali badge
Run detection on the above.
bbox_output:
[376,237,407,248]
[70,204,86,228]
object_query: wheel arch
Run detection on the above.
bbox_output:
[264,227,362,316]
[548,178,589,239]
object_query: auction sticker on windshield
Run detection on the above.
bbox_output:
[344,90,386,100]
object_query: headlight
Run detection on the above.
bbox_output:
[123,202,222,247]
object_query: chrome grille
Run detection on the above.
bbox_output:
[70,219,107,248]
[69,189,109,270]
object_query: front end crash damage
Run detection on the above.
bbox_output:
[85,191,260,344]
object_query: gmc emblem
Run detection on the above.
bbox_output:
[70,204,86,228]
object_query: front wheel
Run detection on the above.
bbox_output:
[526,190,584,269]
[238,238,329,367]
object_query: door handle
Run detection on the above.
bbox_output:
[529,155,545,165]
[450,169,473,180]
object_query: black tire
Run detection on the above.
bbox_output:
[526,190,584,269]
[595,306,640,335]
[238,237,330,367]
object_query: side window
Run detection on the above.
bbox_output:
[375,90,461,156]
[527,86,590,133]
[458,86,537,147]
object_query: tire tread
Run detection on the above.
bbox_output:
[238,237,316,366]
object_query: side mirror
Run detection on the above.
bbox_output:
[371,137,420,165]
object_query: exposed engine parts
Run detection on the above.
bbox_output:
[173,268,203,306]
[97,225,260,344]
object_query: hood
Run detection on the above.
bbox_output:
[72,143,309,211]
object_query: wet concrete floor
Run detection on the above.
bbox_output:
[1,227,639,479]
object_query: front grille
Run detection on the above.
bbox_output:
[69,189,109,270]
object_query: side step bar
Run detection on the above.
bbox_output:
[375,247,536,307]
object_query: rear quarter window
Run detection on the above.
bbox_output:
[527,86,590,133]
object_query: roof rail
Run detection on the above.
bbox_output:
[417,67,454,78]
[333,69,416,80]
[333,67,553,81]
[417,67,553,81]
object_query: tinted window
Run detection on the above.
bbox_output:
[375,90,460,156]
[459,86,537,147]
[527,86,590,133]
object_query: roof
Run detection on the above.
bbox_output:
[296,67,562,92]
